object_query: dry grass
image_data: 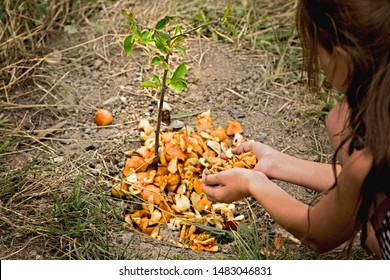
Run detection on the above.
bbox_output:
[0,0,105,95]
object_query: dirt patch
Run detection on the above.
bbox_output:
[0,0,369,260]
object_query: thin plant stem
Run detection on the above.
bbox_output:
[153,53,170,165]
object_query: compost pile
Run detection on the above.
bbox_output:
[111,111,257,252]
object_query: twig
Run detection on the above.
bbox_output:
[37,71,70,103]
[172,18,222,40]
[171,111,201,119]
[280,146,291,153]
[225,87,250,101]
[273,100,292,116]
[22,133,57,155]
[2,80,9,103]
[256,88,293,102]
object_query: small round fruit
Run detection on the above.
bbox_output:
[94,109,113,126]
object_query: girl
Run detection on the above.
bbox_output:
[202,0,390,259]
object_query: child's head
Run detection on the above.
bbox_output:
[296,0,390,161]
[297,0,389,88]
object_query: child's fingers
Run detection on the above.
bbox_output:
[202,183,216,199]
[220,152,228,159]
[202,181,227,202]
[202,170,218,186]
[202,172,222,186]
[232,141,253,154]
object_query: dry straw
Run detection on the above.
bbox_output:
[0,0,101,93]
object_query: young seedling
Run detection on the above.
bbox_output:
[121,2,231,164]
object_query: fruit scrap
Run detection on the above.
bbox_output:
[226,120,243,136]
[114,111,255,252]
[138,119,155,135]
[196,110,214,131]
[123,156,148,175]
[177,225,218,252]
[94,109,113,126]
[190,233,218,252]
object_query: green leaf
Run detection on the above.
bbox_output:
[174,46,186,57]
[140,81,158,89]
[155,16,175,30]
[140,30,153,43]
[169,78,187,93]
[123,34,135,56]
[154,33,170,55]
[151,56,163,66]
[171,35,184,47]
[154,40,165,54]
[134,28,142,40]
[171,63,187,82]
[161,61,169,71]
[155,32,170,43]
[153,74,161,87]
[173,24,182,36]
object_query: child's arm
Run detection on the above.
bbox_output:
[203,148,372,252]
[266,151,341,192]
[233,141,341,192]
[256,149,371,252]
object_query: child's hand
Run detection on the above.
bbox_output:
[229,141,278,177]
[202,168,269,203]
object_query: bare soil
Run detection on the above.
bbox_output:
[0,0,370,260]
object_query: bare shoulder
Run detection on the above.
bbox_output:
[341,149,373,186]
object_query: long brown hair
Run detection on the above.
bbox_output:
[296,0,390,255]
